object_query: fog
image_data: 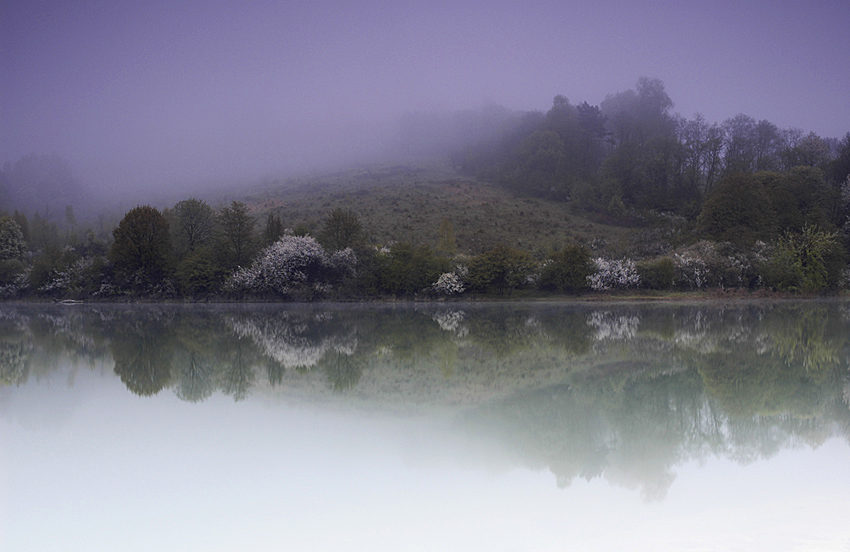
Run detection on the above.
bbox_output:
[2,0,849,211]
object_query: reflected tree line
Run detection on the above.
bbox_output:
[2,302,849,496]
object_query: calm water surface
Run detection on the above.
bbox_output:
[1,301,849,551]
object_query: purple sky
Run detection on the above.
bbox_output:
[2,0,849,191]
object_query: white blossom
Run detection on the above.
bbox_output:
[586,258,640,291]
[227,235,353,295]
[431,272,465,295]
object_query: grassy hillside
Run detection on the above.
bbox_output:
[235,160,635,257]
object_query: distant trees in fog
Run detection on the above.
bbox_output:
[455,78,850,218]
[2,77,850,300]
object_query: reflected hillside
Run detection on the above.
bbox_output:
[2,301,849,496]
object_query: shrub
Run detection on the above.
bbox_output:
[227,235,333,297]
[0,216,27,261]
[467,244,535,295]
[431,272,465,295]
[586,258,640,291]
[377,243,446,295]
[761,225,845,292]
[637,257,675,290]
[177,249,227,296]
[672,241,754,289]
[539,244,593,293]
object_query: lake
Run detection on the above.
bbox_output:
[1,301,849,551]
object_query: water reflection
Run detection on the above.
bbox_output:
[2,301,849,500]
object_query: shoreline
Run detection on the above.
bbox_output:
[2,288,847,306]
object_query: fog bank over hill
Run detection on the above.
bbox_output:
[2,1,848,211]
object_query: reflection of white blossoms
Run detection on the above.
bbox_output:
[843,378,850,407]
[431,310,468,337]
[587,310,640,341]
[0,340,30,385]
[227,314,357,369]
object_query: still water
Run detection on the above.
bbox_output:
[1,301,849,551]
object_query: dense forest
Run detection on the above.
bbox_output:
[2,78,850,301]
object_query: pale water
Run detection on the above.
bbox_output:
[1,302,849,551]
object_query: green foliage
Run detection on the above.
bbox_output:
[697,173,773,242]
[377,243,447,295]
[637,256,675,290]
[0,259,26,285]
[539,244,593,293]
[171,198,216,259]
[699,169,838,244]
[262,212,284,247]
[762,225,844,292]
[217,201,256,269]
[318,208,363,252]
[510,129,567,198]
[467,244,535,295]
[12,211,30,244]
[110,205,175,290]
[0,216,26,261]
[177,248,226,296]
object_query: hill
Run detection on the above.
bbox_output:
[234,160,635,257]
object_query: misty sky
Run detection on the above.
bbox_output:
[2,0,849,191]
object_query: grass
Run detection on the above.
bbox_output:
[236,160,636,257]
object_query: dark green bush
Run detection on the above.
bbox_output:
[377,243,448,295]
[539,245,593,293]
[467,244,535,295]
[637,256,675,290]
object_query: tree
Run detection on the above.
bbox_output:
[575,101,609,179]
[697,173,774,242]
[0,216,27,285]
[762,225,844,292]
[262,212,284,247]
[676,114,723,194]
[110,205,174,290]
[598,78,679,209]
[722,114,757,174]
[377,243,445,295]
[467,244,535,295]
[0,216,26,261]
[171,198,215,258]
[511,129,566,198]
[753,119,780,171]
[318,208,363,251]
[539,245,594,293]
[218,201,255,269]
[828,133,850,186]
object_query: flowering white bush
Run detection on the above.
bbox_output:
[673,252,707,289]
[227,235,354,296]
[431,272,465,295]
[38,257,95,294]
[586,258,640,291]
[0,269,30,299]
[328,247,358,276]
